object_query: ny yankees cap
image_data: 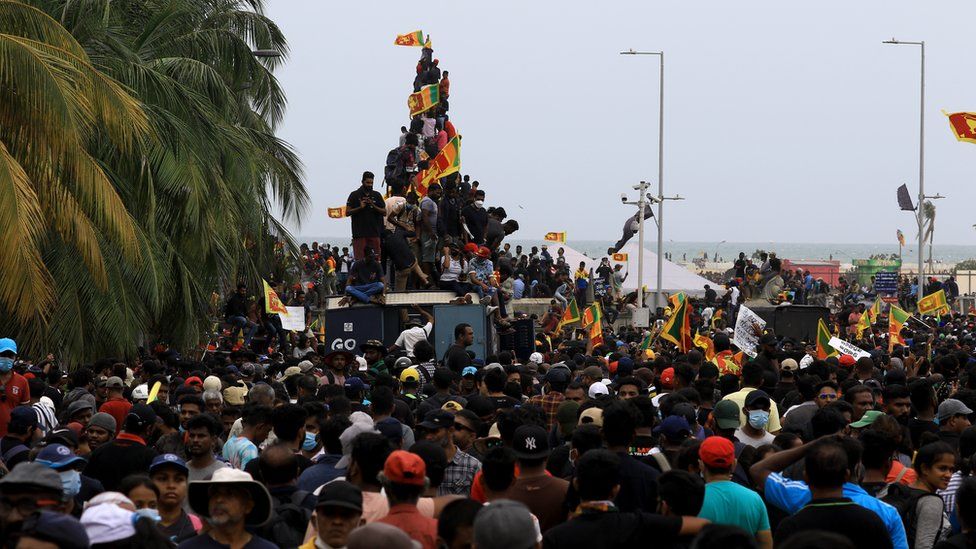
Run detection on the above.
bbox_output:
[512,424,550,460]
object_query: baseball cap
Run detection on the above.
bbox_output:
[344,377,369,392]
[316,480,363,512]
[744,389,772,409]
[578,407,603,427]
[35,443,86,471]
[0,462,63,493]
[104,376,124,389]
[588,382,609,399]
[150,453,189,476]
[462,366,478,378]
[512,424,551,459]
[653,415,691,442]
[375,417,404,445]
[44,427,79,448]
[938,399,975,422]
[529,352,544,364]
[473,499,541,549]
[780,358,799,372]
[399,367,420,384]
[127,403,157,429]
[441,400,464,412]
[582,365,603,381]
[132,384,149,400]
[418,409,454,430]
[10,405,39,428]
[280,366,302,380]
[660,367,675,389]
[298,360,315,373]
[850,410,885,429]
[383,450,427,486]
[699,436,735,469]
[556,401,580,435]
[19,510,88,549]
[0,337,17,355]
[838,355,856,368]
[184,376,203,388]
[713,399,741,430]
[223,385,248,406]
[545,367,570,385]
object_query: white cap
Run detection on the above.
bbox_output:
[588,382,609,399]
[799,354,815,370]
[131,384,149,400]
[355,356,368,372]
[529,352,544,364]
[298,360,314,373]
[203,375,222,393]
[81,503,136,544]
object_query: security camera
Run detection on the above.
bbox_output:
[620,193,628,203]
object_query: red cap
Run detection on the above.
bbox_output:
[185,376,203,387]
[464,242,479,254]
[383,450,427,486]
[476,246,491,259]
[608,361,618,375]
[660,367,675,389]
[838,355,856,368]
[699,436,735,468]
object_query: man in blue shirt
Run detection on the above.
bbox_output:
[750,436,908,549]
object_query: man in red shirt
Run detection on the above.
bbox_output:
[98,376,131,434]
[0,338,30,437]
[377,450,438,549]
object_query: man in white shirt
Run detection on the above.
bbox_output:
[390,306,434,357]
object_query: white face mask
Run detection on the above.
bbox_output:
[474,200,484,208]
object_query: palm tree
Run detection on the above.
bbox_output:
[0,0,308,362]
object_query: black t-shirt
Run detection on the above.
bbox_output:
[774,497,893,549]
[461,205,488,244]
[346,187,385,238]
[443,344,470,373]
[438,197,462,238]
[348,259,383,285]
[543,509,681,549]
[909,417,939,449]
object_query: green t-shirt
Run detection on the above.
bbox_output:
[698,480,771,535]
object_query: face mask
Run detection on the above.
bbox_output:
[747,410,770,430]
[0,358,12,373]
[302,432,318,452]
[60,469,82,499]
[134,508,161,523]
[474,200,484,208]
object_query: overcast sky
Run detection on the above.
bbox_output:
[266,0,976,245]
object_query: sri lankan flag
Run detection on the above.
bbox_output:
[694,332,716,361]
[556,298,581,331]
[918,289,950,316]
[408,84,440,116]
[582,302,602,328]
[263,279,288,315]
[855,308,872,338]
[660,295,692,352]
[668,292,686,310]
[945,111,976,144]
[866,300,882,323]
[816,318,838,360]
[612,253,628,262]
[889,305,911,351]
[589,319,604,347]
[394,30,424,47]
[328,206,346,218]
[712,350,739,376]
[544,232,567,243]
[639,330,653,351]
[416,135,460,195]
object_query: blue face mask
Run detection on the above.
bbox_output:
[302,432,318,452]
[747,410,770,430]
[60,469,81,499]
[0,358,13,373]
[134,508,161,523]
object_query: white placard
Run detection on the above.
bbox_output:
[733,305,766,358]
[280,306,306,331]
[827,337,871,360]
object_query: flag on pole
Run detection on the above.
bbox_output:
[897,229,906,247]
[855,309,872,338]
[945,111,976,144]
[408,84,440,116]
[612,253,629,262]
[263,280,288,315]
[556,298,581,332]
[639,330,653,351]
[660,296,693,352]
[394,30,425,47]
[328,207,346,218]
[416,135,460,195]
[668,292,686,311]
[816,318,838,359]
[918,289,950,316]
[889,305,911,351]
[694,332,716,360]
[544,232,567,243]
[581,302,602,328]
[867,300,882,323]
[589,318,604,348]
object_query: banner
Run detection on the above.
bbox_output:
[394,30,424,47]
[612,253,629,262]
[408,84,440,116]
[945,111,976,144]
[416,135,460,194]
[263,280,288,315]
[732,305,765,358]
[544,232,566,243]
[280,306,306,331]
[827,337,871,360]
[328,206,346,219]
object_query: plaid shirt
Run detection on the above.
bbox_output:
[528,392,565,429]
[438,448,481,496]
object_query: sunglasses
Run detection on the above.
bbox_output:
[818,393,838,400]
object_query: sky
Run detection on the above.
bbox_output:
[265,0,976,245]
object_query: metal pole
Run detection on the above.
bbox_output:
[656,52,665,311]
[637,182,646,309]
[917,42,925,308]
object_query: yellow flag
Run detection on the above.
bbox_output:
[263,280,288,315]
[918,289,950,316]
[544,232,566,243]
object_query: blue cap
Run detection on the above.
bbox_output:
[150,453,188,475]
[10,406,38,428]
[35,443,86,471]
[21,510,89,549]
[653,415,692,442]
[462,366,478,377]
[344,377,368,391]
[0,338,16,355]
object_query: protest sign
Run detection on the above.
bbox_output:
[280,306,306,331]
[733,305,765,358]
[827,337,871,360]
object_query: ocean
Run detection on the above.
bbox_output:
[300,237,976,265]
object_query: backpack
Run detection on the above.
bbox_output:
[259,490,313,549]
[384,147,406,186]
[882,482,944,548]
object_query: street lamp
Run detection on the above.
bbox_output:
[883,38,935,307]
[621,182,683,322]
[620,49,667,312]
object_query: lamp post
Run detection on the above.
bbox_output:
[621,49,666,311]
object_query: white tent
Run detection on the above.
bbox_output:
[553,242,714,296]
